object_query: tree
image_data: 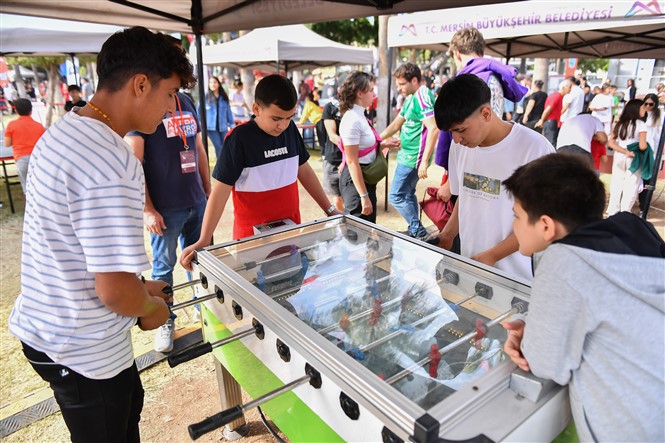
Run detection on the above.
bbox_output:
[311,18,378,46]
[578,58,609,75]
[7,55,66,127]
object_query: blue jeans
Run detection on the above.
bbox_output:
[208,130,228,161]
[151,200,206,316]
[389,162,426,237]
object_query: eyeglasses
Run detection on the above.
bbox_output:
[644,102,655,107]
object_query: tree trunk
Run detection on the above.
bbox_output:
[13,65,27,98]
[238,30,255,108]
[534,58,549,86]
[45,63,60,127]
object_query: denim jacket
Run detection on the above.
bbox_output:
[201,95,235,132]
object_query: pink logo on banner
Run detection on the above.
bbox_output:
[399,24,417,37]
[625,0,662,16]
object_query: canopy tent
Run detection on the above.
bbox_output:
[199,24,374,72]
[387,0,665,59]
[0,0,506,34]
[0,14,123,56]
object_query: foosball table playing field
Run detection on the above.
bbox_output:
[168,215,571,442]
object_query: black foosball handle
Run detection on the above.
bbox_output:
[167,342,212,367]
[188,406,243,440]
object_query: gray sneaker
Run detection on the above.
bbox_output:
[154,318,175,353]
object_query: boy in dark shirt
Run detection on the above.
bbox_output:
[181,75,339,269]
[502,153,664,442]
[64,84,87,111]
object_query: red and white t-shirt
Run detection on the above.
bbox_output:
[213,119,309,239]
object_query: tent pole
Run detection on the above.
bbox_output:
[191,0,209,159]
[641,116,665,220]
[384,45,393,211]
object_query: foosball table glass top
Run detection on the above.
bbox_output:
[206,217,530,409]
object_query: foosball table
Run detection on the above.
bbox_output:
[169,215,571,442]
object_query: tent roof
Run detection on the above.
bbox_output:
[199,25,373,71]
[0,0,509,34]
[388,0,665,59]
[0,14,123,55]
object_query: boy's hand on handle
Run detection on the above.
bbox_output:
[138,297,170,331]
[145,279,172,303]
[502,320,530,372]
[180,241,204,272]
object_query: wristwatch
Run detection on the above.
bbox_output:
[326,204,336,215]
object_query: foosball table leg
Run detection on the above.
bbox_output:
[214,359,249,439]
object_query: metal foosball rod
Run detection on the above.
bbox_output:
[385,303,527,385]
[170,288,225,312]
[188,365,321,440]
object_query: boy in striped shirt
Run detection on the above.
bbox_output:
[9,27,196,442]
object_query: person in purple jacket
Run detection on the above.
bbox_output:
[433,27,528,203]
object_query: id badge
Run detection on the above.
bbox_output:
[180,150,196,174]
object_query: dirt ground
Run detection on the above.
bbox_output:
[1,142,664,443]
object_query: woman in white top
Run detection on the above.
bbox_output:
[338,72,398,222]
[607,99,648,215]
[637,93,662,214]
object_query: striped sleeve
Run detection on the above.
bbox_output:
[417,86,435,119]
[70,175,149,274]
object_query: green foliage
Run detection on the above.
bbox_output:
[311,18,378,46]
[5,55,66,69]
[578,58,609,74]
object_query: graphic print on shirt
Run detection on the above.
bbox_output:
[462,172,501,200]
[163,112,198,139]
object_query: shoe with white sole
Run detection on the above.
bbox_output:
[154,318,175,353]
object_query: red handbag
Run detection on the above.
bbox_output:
[419,187,454,231]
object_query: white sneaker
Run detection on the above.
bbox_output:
[192,309,201,323]
[154,319,175,353]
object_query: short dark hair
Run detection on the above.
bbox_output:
[255,75,297,110]
[393,63,421,82]
[503,153,605,232]
[449,27,485,56]
[434,74,491,130]
[68,84,81,93]
[96,27,195,93]
[15,98,32,116]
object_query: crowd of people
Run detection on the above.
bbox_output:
[3,24,664,443]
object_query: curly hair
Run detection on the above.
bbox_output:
[96,27,196,93]
[338,71,375,114]
[449,27,485,57]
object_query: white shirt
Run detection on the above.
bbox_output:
[339,104,377,164]
[449,123,554,281]
[561,85,585,123]
[557,114,605,152]
[590,94,613,123]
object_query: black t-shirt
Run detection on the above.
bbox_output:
[526,91,548,121]
[65,100,87,112]
[321,100,342,165]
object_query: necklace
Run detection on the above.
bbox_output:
[87,101,115,130]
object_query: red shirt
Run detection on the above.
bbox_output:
[544,91,563,127]
[4,116,45,160]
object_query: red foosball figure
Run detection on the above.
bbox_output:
[429,344,442,377]
[339,313,350,331]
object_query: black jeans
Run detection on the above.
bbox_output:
[542,120,560,147]
[22,342,144,443]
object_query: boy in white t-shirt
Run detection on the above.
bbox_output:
[428,74,554,280]
[588,84,613,135]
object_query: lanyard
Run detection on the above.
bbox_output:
[169,94,190,150]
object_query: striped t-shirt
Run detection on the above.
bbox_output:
[398,84,435,169]
[9,111,150,380]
